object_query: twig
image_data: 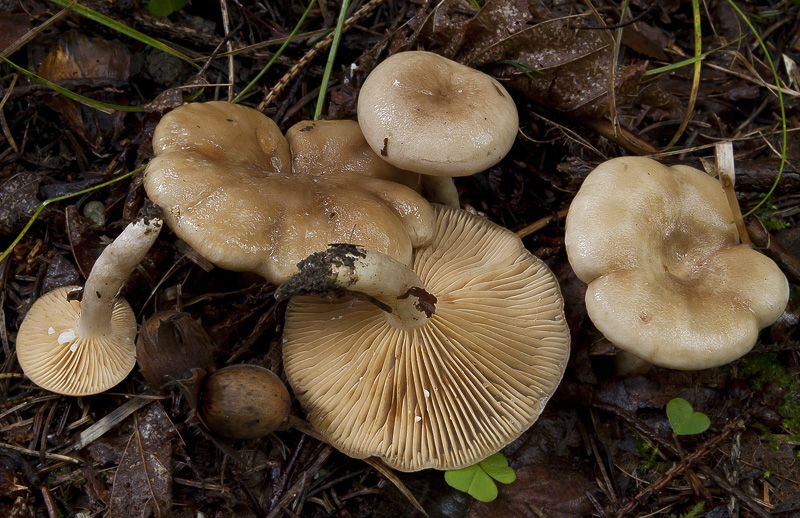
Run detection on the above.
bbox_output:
[0,442,80,464]
[258,0,387,111]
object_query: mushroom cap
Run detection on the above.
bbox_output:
[357,51,519,177]
[144,102,435,285]
[282,205,570,471]
[285,119,421,190]
[565,156,789,370]
[199,365,291,440]
[16,286,137,396]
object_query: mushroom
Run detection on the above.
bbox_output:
[278,204,570,471]
[198,365,291,440]
[144,101,435,285]
[285,119,421,190]
[564,156,789,370]
[16,209,163,395]
[357,51,519,178]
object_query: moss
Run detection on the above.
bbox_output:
[740,353,800,443]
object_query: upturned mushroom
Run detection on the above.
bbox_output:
[278,204,570,471]
[564,156,789,370]
[357,51,519,178]
[144,101,436,285]
[16,208,163,395]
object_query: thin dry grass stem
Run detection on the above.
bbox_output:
[582,0,618,137]
[515,208,569,238]
[529,112,608,159]
[664,0,702,150]
[707,54,800,98]
[220,0,235,101]
[0,441,80,464]
[258,0,387,111]
[0,0,76,58]
[715,141,752,247]
[0,73,18,152]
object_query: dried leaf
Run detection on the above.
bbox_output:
[0,13,31,56]
[466,20,615,117]
[41,252,82,293]
[37,30,130,150]
[107,402,175,518]
[0,172,42,235]
[469,464,597,518]
[65,205,105,278]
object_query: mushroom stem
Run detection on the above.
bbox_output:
[77,213,163,338]
[275,244,436,330]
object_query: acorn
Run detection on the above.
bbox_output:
[198,364,291,440]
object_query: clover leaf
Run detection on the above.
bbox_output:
[667,398,710,436]
[444,452,516,502]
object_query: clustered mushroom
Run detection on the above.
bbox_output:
[564,156,789,370]
[16,207,163,395]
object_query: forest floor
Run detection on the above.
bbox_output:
[1,0,799,517]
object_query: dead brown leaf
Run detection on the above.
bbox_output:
[469,464,597,518]
[0,172,42,235]
[107,402,176,518]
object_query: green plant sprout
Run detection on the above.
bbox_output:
[667,398,710,436]
[148,0,189,18]
[444,452,516,502]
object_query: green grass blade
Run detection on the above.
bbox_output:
[644,36,746,76]
[48,0,199,68]
[314,0,349,120]
[725,0,786,216]
[0,168,141,263]
[0,55,143,113]
[233,0,317,103]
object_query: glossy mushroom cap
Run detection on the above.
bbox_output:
[199,365,291,440]
[145,102,435,285]
[286,119,421,190]
[357,51,519,177]
[565,156,789,370]
[282,205,570,471]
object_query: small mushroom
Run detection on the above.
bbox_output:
[357,51,519,177]
[16,209,163,395]
[198,365,290,440]
[144,102,435,284]
[278,204,570,471]
[564,156,789,370]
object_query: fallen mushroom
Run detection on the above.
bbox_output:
[144,101,435,285]
[564,156,789,370]
[278,204,570,471]
[198,364,290,440]
[16,207,163,396]
[357,51,519,178]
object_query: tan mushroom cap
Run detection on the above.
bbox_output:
[283,205,570,471]
[286,119,421,190]
[145,102,435,285]
[357,51,519,177]
[16,286,137,396]
[565,156,789,370]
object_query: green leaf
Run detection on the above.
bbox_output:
[445,465,498,502]
[479,452,516,484]
[667,398,710,435]
[148,0,189,18]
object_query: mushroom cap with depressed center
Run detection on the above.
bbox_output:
[565,156,789,370]
[282,204,570,471]
[357,51,519,177]
[145,102,436,285]
[16,286,137,396]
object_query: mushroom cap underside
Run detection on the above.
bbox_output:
[357,51,519,177]
[283,205,570,471]
[16,286,137,396]
[565,156,790,369]
[144,101,435,285]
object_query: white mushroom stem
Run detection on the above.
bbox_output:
[275,244,435,330]
[76,214,163,338]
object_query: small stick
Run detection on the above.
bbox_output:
[715,142,752,247]
[258,0,386,111]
